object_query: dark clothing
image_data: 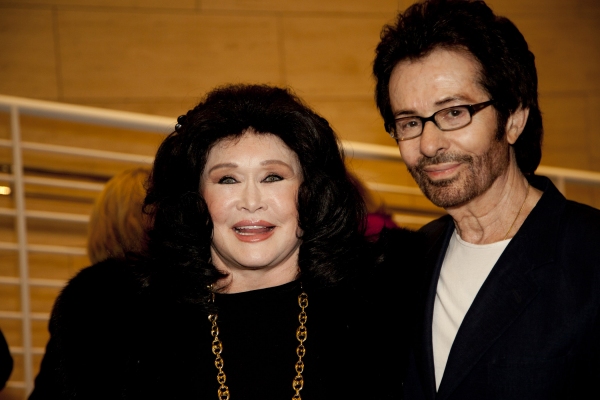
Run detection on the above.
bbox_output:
[404,175,600,399]
[30,227,424,400]
[0,328,13,391]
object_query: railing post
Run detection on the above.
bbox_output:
[10,105,33,395]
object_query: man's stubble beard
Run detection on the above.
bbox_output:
[406,135,510,209]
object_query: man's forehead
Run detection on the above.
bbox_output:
[391,48,481,82]
[389,48,486,110]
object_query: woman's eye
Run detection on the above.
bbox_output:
[218,176,237,184]
[263,174,283,183]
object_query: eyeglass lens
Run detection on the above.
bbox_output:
[395,105,472,140]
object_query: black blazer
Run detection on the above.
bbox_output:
[404,175,600,400]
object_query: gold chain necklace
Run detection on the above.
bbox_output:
[208,286,309,400]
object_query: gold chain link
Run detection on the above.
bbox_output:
[208,287,308,400]
[293,291,308,399]
[208,313,230,400]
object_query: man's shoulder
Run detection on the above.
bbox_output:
[561,198,600,240]
[533,174,600,224]
[565,198,600,219]
[526,187,600,262]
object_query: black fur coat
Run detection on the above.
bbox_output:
[29,227,425,400]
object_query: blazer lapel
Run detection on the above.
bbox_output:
[417,216,455,399]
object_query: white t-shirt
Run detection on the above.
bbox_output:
[432,229,510,390]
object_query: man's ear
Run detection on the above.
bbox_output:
[505,107,529,145]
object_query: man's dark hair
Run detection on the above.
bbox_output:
[144,83,370,305]
[373,0,543,174]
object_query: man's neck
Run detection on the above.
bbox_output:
[446,169,542,244]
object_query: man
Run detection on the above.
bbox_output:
[372,0,600,398]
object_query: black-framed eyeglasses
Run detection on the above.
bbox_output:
[390,100,495,141]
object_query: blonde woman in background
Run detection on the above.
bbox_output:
[87,167,152,263]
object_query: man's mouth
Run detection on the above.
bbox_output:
[416,154,473,179]
[421,163,461,178]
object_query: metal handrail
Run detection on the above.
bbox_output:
[8,104,33,394]
[0,207,89,223]
[0,276,67,288]
[0,311,51,321]
[0,241,87,255]
[0,173,105,192]
[0,94,173,134]
[0,139,155,165]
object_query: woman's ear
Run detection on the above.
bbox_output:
[505,107,530,145]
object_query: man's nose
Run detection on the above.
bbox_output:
[419,120,448,158]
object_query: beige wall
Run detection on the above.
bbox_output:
[0,0,599,398]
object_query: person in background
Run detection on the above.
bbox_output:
[347,170,398,239]
[28,83,423,399]
[87,167,152,264]
[30,168,152,398]
[372,0,600,398]
[0,328,13,391]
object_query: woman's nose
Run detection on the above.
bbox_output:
[237,182,266,212]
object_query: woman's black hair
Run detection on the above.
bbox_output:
[373,0,543,174]
[143,83,370,306]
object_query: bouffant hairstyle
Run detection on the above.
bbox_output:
[373,0,543,174]
[87,167,151,264]
[144,84,369,300]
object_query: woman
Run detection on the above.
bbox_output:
[87,167,152,264]
[30,84,423,399]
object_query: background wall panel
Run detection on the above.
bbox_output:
[0,0,196,9]
[282,16,390,97]
[57,10,282,99]
[0,9,58,98]
[201,0,400,13]
[540,94,590,169]
[589,95,600,170]
[514,16,600,93]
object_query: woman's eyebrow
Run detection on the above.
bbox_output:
[261,160,291,168]
[207,162,237,173]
